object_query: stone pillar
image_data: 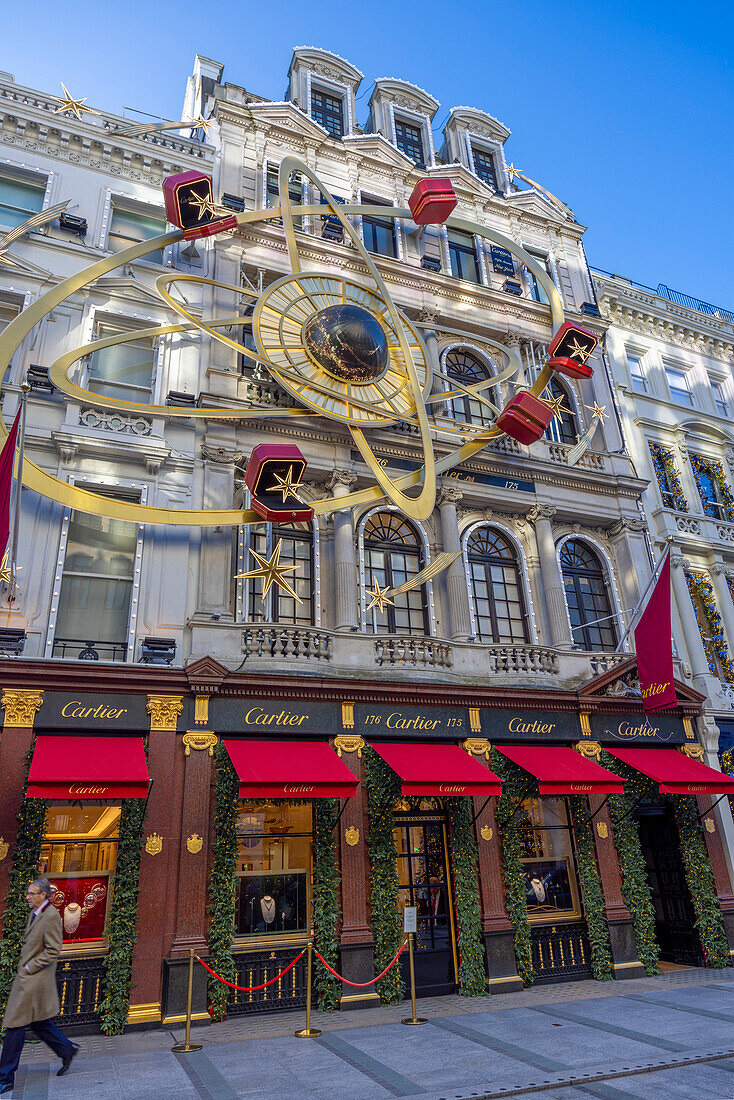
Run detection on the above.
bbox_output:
[333,734,378,1008]
[711,564,734,656]
[695,786,734,952]
[0,689,44,902]
[416,305,441,398]
[197,438,240,619]
[327,470,359,632]
[608,518,651,633]
[588,790,645,979]
[472,796,523,992]
[670,552,712,679]
[530,505,573,647]
[437,484,472,641]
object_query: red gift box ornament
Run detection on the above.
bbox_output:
[408,178,457,225]
[244,443,314,522]
[163,171,238,241]
[495,392,554,445]
[547,321,597,380]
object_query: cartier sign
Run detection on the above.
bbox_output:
[208,698,340,736]
[36,693,149,730]
[590,713,686,745]
[480,709,582,742]
[352,705,470,738]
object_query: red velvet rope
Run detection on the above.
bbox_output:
[312,938,407,986]
[196,949,306,992]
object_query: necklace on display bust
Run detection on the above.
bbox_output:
[260,895,276,924]
[63,902,82,934]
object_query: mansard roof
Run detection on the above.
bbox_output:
[289,47,363,88]
[370,78,440,118]
[446,106,511,144]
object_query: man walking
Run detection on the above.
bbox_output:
[0,879,79,1094]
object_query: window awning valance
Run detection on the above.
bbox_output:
[223,740,358,799]
[26,735,150,799]
[605,747,734,795]
[370,742,502,797]
[494,745,625,796]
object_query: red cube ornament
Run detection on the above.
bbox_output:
[547,355,594,380]
[244,444,314,522]
[162,171,238,241]
[408,178,457,225]
[495,392,553,446]
[547,321,597,379]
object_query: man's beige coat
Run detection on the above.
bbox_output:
[2,904,62,1028]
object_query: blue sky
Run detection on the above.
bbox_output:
[6,1,733,306]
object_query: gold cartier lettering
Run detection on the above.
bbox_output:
[385,712,441,730]
[61,700,128,720]
[641,682,671,699]
[283,784,315,793]
[617,722,659,738]
[439,784,466,793]
[507,717,556,735]
[68,784,109,795]
[570,784,592,791]
[244,707,308,727]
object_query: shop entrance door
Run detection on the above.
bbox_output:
[637,806,704,967]
[394,814,458,996]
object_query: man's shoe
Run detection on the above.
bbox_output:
[57,1044,80,1076]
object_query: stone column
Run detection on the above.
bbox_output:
[0,689,44,902]
[472,796,523,992]
[711,564,734,656]
[417,305,441,399]
[327,470,359,632]
[609,518,651,633]
[588,790,645,979]
[437,484,472,641]
[670,553,712,678]
[196,438,240,619]
[530,505,573,647]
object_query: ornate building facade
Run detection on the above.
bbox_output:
[0,50,731,1032]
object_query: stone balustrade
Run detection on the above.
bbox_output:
[374,636,453,669]
[486,644,558,675]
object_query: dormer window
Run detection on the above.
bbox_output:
[395,119,425,166]
[471,146,498,190]
[311,89,344,138]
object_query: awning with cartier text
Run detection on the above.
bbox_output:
[494,745,624,796]
[369,742,502,796]
[223,740,358,799]
[26,735,150,799]
[605,747,734,795]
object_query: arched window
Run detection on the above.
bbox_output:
[362,511,428,635]
[444,348,494,427]
[545,378,578,444]
[244,521,314,626]
[466,527,529,643]
[560,539,617,651]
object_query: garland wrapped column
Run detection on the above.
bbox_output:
[207,743,238,1022]
[568,796,613,980]
[673,795,730,968]
[312,799,341,1010]
[490,749,534,987]
[447,798,487,996]
[364,748,404,1004]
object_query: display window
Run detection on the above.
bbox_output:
[38,804,120,947]
[515,797,582,922]
[234,802,312,940]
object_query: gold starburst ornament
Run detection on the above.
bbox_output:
[365,580,394,613]
[235,539,302,603]
[270,466,305,504]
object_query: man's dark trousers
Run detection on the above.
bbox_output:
[0,1019,73,1088]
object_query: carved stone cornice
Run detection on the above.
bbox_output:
[201,443,243,465]
[596,285,734,365]
[146,694,184,732]
[1,688,43,728]
[609,517,649,538]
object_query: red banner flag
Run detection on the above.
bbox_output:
[0,407,21,556]
[634,548,677,712]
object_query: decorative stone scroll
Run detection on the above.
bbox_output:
[182,730,218,757]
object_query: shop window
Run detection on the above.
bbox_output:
[87,319,156,401]
[234,801,312,938]
[52,488,140,662]
[0,170,46,229]
[266,165,303,229]
[466,526,529,644]
[108,202,166,265]
[361,196,397,258]
[244,520,314,626]
[395,118,425,166]
[471,146,499,190]
[444,348,494,427]
[448,229,480,283]
[516,797,581,922]
[544,378,578,445]
[560,539,618,652]
[311,88,344,138]
[362,511,428,635]
[690,453,734,522]
[39,804,120,947]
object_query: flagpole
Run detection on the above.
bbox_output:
[614,538,672,653]
[8,380,29,603]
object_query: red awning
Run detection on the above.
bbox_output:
[605,747,734,795]
[370,742,502,796]
[223,740,358,799]
[26,735,150,799]
[495,745,624,796]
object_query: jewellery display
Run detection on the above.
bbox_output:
[48,877,109,942]
[260,895,276,924]
[63,903,81,934]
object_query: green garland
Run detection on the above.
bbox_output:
[648,442,689,512]
[312,799,341,1011]
[490,749,534,987]
[686,571,734,682]
[447,798,487,996]
[673,795,730,968]
[98,796,147,1034]
[690,453,734,522]
[364,748,404,1004]
[0,749,47,1022]
[207,742,239,1022]
[720,749,734,820]
[568,796,613,980]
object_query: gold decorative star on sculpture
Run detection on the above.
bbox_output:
[365,580,395,613]
[568,338,593,363]
[188,115,214,135]
[0,550,11,584]
[585,401,609,423]
[186,193,221,221]
[505,162,518,184]
[235,539,302,603]
[543,392,570,419]
[270,466,305,503]
[51,84,101,121]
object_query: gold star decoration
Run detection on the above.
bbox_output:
[187,115,214,136]
[270,466,305,504]
[505,162,519,184]
[234,539,302,603]
[585,401,609,423]
[185,193,221,221]
[365,580,395,613]
[51,84,101,121]
[0,550,11,584]
[543,392,570,420]
[568,337,593,363]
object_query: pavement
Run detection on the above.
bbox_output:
[8,966,734,1099]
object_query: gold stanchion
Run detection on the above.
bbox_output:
[171,949,203,1052]
[401,934,426,1026]
[295,941,321,1038]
